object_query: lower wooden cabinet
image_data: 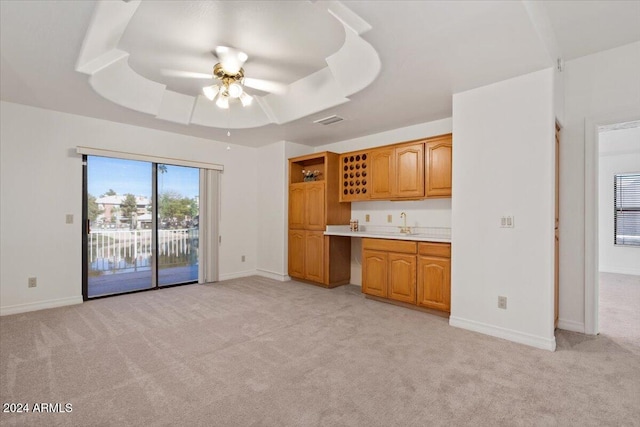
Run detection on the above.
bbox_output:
[362,239,417,304]
[362,238,450,313]
[288,230,350,288]
[305,231,325,283]
[362,250,388,297]
[388,254,416,303]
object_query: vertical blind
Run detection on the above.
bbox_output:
[614,173,640,246]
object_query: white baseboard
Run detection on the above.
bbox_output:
[256,269,290,282]
[557,318,585,333]
[599,267,640,276]
[449,316,556,351]
[0,296,83,316]
[218,270,258,281]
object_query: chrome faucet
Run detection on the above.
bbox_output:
[399,212,411,234]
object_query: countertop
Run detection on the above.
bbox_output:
[324,225,451,243]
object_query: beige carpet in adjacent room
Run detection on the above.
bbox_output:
[599,272,640,352]
[1,276,639,426]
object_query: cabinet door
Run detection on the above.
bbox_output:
[305,231,325,283]
[288,230,306,279]
[305,182,325,230]
[426,138,452,197]
[362,250,388,297]
[417,256,451,312]
[396,144,424,198]
[370,148,395,199]
[289,185,305,229]
[388,253,416,304]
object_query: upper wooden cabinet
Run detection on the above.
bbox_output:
[425,135,452,197]
[370,148,395,199]
[395,143,425,198]
[370,143,424,200]
[340,134,451,202]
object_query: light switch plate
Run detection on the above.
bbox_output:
[365,214,370,222]
[66,214,74,224]
[387,214,392,223]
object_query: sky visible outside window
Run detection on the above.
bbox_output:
[87,157,199,198]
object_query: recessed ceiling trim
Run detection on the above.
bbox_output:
[75,0,380,131]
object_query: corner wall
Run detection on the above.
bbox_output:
[0,101,258,315]
[451,68,556,350]
[256,140,311,280]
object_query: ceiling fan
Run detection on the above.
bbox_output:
[162,46,287,109]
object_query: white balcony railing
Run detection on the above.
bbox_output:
[88,228,198,274]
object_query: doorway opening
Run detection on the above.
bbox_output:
[596,121,640,348]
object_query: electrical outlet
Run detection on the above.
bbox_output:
[65,214,74,224]
[387,214,392,223]
[28,277,37,288]
[498,296,507,309]
[241,255,245,262]
[365,214,370,222]
[500,216,515,228]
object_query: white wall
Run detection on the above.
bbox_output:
[451,68,556,350]
[598,126,640,275]
[560,41,640,333]
[0,101,258,315]
[256,140,311,280]
[314,118,453,285]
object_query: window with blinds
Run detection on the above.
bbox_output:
[614,173,640,246]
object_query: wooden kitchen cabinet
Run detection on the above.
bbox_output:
[370,148,395,199]
[288,182,325,230]
[362,250,388,297]
[288,152,351,288]
[425,134,452,197]
[288,230,305,279]
[417,243,451,312]
[363,238,450,314]
[305,231,325,282]
[395,143,424,198]
[388,253,417,303]
[371,142,424,200]
[342,133,451,202]
[289,185,305,229]
[362,239,417,304]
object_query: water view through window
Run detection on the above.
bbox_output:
[85,157,199,298]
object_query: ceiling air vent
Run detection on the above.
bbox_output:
[313,115,344,126]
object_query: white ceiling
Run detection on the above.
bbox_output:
[1,0,639,148]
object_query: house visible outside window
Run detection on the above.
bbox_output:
[614,173,640,246]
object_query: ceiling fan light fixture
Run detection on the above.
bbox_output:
[228,82,243,98]
[202,85,219,101]
[240,91,253,107]
[216,93,230,109]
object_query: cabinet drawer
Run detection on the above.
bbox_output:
[418,242,451,258]
[363,238,417,254]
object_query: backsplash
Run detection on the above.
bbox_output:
[348,198,452,229]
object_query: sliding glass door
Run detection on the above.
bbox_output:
[157,164,200,286]
[83,157,200,298]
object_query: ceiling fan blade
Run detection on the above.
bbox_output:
[215,46,248,75]
[161,69,212,79]
[244,77,288,95]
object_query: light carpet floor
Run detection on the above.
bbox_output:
[1,276,639,426]
[599,272,640,351]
